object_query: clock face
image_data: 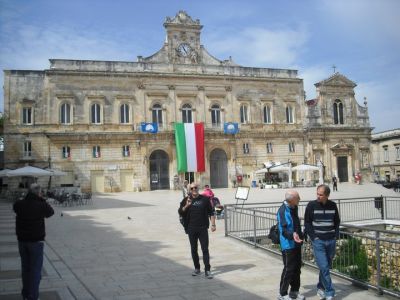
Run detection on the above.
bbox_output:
[177,43,191,57]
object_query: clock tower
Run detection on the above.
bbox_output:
[163,11,203,64]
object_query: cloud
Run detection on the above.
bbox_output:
[319,0,400,47]
[299,65,332,100]
[0,20,143,111]
[356,78,400,133]
[1,24,136,69]
[205,25,309,68]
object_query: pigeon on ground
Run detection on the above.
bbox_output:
[60,213,63,217]
[127,216,132,220]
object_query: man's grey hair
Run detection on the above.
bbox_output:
[317,184,330,196]
[285,190,299,202]
[29,183,41,195]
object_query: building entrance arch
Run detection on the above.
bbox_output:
[210,148,228,188]
[149,150,170,190]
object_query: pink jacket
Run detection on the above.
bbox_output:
[201,188,214,198]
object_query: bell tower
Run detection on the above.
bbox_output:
[163,11,203,64]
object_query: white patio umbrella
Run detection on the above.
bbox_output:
[7,166,54,177]
[45,168,68,176]
[292,164,321,185]
[0,169,12,177]
[292,164,319,171]
[270,163,293,187]
[269,165,290,172]
[255,168,270,174]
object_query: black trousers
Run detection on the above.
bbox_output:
[333,183,338,191]
[187,227,210,271]
[280,247,302,296]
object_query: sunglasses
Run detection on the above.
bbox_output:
[190,187,198,190]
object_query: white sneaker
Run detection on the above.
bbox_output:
[191,269,201,276]
[326,297,333,300]
[277,295,291,300]
[317,289,325,300]
[205,270,213,279]
[289,291,306,300]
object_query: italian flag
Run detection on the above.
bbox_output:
[174,122,205,173]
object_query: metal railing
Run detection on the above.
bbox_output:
[224,196,400,297]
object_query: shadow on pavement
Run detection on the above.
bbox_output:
[46,210,267,299]
[212,264,257,276]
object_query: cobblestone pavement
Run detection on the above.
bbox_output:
[0,182,398,299]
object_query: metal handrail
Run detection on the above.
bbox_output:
[224,197,400,297]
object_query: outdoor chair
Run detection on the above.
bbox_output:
[70,193,83,206]
[82,192,92,205]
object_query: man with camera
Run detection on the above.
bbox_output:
[13,183,54,300]
[178,182,216,279]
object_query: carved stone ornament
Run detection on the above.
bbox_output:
[190,50,199,64]
[137,82,145,90]
[197,86,205,91]
[164,11,201,26]
[225,86,232,92]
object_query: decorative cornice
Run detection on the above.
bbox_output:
[145,91,168,97]
[55,94,75,99]
[164,11,202,27]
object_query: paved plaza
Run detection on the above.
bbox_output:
[0,182,398,299]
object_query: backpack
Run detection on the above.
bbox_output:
[268,224,280,245]
[179,198,189,234]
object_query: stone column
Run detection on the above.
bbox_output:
[198,86,205,123]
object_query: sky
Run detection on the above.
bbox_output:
[0,0,399,133]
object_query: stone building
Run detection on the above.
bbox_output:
[2,11,372,192]
[371,129,400,181]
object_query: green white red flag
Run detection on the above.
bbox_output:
[174,123,205,173]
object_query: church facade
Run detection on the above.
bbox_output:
[2,11,372,192]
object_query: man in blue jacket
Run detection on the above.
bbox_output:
[277,190,305,300]
[304,184,340,300]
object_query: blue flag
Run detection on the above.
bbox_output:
[224,122,239,134]
[140,122,158,133]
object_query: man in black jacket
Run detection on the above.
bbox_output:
[13,183,54,300]
[304,184,340,300]
[178,182,216,279]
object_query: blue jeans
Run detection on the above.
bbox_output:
[312,239,336,297]
[18,241,44,300]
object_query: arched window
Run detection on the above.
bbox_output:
[60,103,71,124]
[91,103,101,124]
[120,104,130,124]
[182,103,192,123]
[211,104,221,127]
[152,104,163,127]
[263,105,272,124]
[286,105,294,124]
[240,105,248,124]
[333,100,344,124]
